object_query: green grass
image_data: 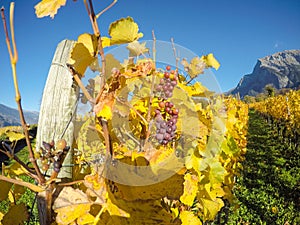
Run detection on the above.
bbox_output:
[214,110,300,225]
[0,136,40,224]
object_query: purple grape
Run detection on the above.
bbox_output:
[53,167,60,173]
[170,117,177,124]
[159,128,166,134]
[167,127,172,133]
[166,93,173,98]
[167,120,174,126]
[164,133,171,140]
[165,107,171,113]
[160,122,167,128]
[172,125,177,131]
[156,84,163,92]
[168,85,174,91]
[164,90,170,96]
[155,109,161,115]
[156,133,164,141]
[53,161,61,169]
[162,140,168,145]
[156,122,161,129]
[42,141,51,151]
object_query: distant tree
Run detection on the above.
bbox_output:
[255,93,266,102]
[264,84,276,97]
[278,88,292,95]
[243,95,256,104]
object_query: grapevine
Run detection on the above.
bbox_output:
[0,1,249,225]
[250,90,300,146]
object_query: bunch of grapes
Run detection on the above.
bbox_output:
[154,65,179,145]
[155,66,178,99]
[37,139,69,173]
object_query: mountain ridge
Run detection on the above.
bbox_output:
[0,103,39,127]
[228,49,300,98]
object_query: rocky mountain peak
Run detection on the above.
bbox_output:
[228,50,300,98]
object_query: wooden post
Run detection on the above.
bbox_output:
[36,39,78,178]
[36,39,78,225]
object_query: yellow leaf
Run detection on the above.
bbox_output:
[68,33,98,76]
[0,211,4,221]
[53,187,92,225]
[78,33,98,56]
[89,57,101,72]
[1,203,29,225]
[5,131,25,142]
[200,53,220,70]
[96,104,113,120]
[181,57,206,78]
[101,37,111,48]
[55,204,91,225]
[8,191,14,203]
[170,207,179,219]
[6,162,28,176]
[199,198,224,221]
[68,43,94,76]
[102,53,122,80]
[180,173,199,206]
[105,198,130,218]
[76,213,95,225]
[271,206,278,214]
[53,186,91,209]
[208,159,226,184]
[180,210,202,225]
[127,41,149,57]
[178,81,208,97]
[204,183,225,201]
[34,0,66,19]
[105,17,144,47]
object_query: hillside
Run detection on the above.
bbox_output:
[228,50,300,98]
[0,104,39,127]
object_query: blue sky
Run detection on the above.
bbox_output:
[0,0,299,111]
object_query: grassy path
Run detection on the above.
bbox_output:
[223,110,300,224]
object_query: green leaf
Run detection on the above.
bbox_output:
[208,159,226,184]
[221,135,239,156]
